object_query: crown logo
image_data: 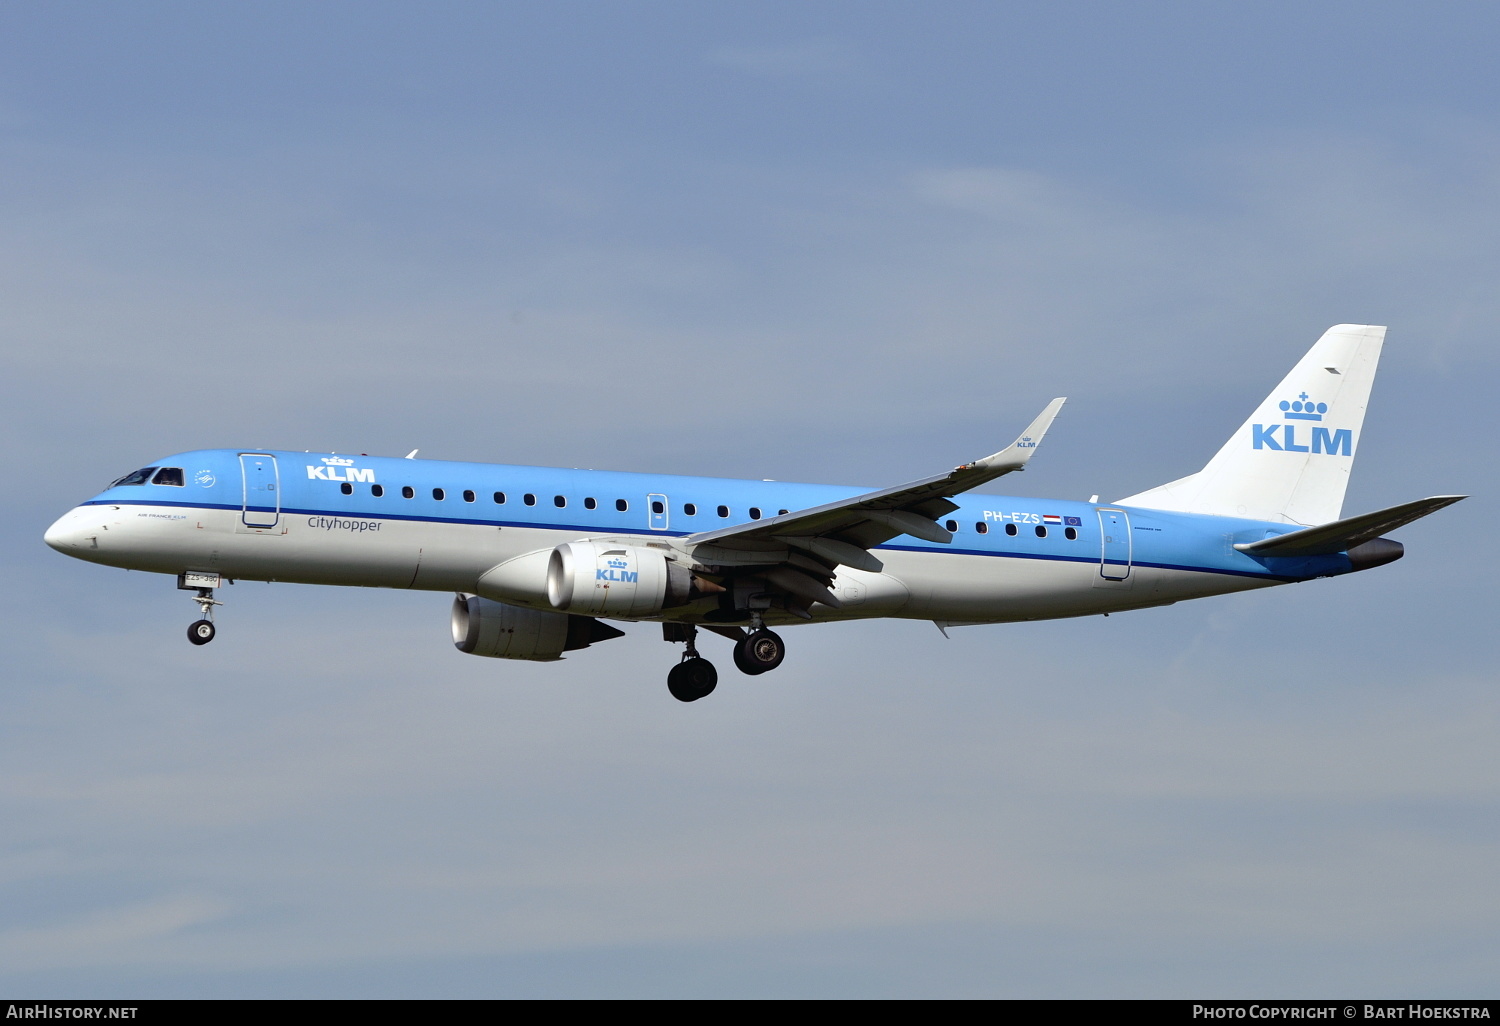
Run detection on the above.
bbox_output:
[1279,393,1326,422]
[607,558,629,569]
[321,457,355,466]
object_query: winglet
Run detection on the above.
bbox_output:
[965,397,1066,474]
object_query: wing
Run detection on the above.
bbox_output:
[684,398,1066,614]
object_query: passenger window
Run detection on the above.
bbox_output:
[340,483,353,495]
[975,522,988,534]
[779,509,789,516]
[372,485,385,497]
[684,503,697,516]
[433,488,445,500]
[402,486,415,499]
[110,468,157,487]
[651,500,664,514]
[945,520,958,533]
[749,507,762,520]
[151,467,184,486]
[463,490,476,502]
[616,499,628,512]
[1065,527,1077,540]
[584,497,597,510]
[523,494,536,506]
[717,505,729,518]
[554,495,566,508]
[1005,523,1018,536]
[1035,525,1047,538]
[493,491,506,504]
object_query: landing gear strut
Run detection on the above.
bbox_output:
[663,624,716,702]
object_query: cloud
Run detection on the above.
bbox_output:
[0,895,231,972]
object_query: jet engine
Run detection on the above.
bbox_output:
[546,540,715,617]
[451,594,624,661]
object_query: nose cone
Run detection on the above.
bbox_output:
[44,507,94,554]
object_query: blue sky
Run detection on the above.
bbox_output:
[2,2,1495,997]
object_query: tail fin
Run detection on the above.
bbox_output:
[1117,324,1385,525]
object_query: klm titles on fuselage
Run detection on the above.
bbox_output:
[306,457,375,483]
[1252,394,1352,456]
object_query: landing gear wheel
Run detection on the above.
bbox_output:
[187,619,216,645]
[733,629,785,675]
[667,657,718,702]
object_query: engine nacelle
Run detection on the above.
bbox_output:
[451,594,624,661]
[546,540,694,617]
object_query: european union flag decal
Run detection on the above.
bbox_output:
[1064,516,1082,527]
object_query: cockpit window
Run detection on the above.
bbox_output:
[151,467,184,486]
[109,467,157,487]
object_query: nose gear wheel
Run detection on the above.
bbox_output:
[185,586,222,645]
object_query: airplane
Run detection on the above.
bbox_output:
[44,324,1463,702]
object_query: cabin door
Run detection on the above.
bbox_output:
[240,454,281,528]
[1096,508,1131,581]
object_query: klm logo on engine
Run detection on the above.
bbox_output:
[597,558,638,584]
[306,456,376,483]
[1252,392,1352,456]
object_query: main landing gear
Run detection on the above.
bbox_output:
[732,628,785,675]
[663,620,787,702]
[667,653,718,703]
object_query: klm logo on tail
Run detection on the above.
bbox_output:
[1252,392,1352,455]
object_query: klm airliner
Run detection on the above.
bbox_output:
[44,325,1462,701]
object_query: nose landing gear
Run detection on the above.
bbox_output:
[188,617,216,645]
[178,573,223,646]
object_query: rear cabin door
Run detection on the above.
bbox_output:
[240,454,281,528]
[1096,507,1131,581]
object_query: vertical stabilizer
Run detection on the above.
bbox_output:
[1117,324,1385,525]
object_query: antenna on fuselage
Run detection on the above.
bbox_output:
[404,449,419,459]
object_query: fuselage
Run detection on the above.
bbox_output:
[44,449,1355,626]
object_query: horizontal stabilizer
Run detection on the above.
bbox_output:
[1235,495,1466,557]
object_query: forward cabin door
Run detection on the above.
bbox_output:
[240,454,281,528]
